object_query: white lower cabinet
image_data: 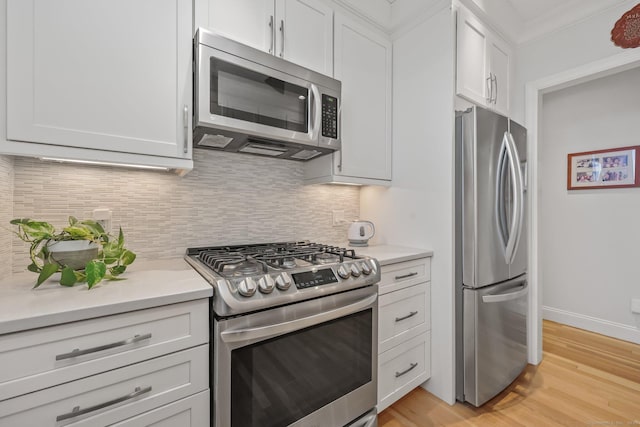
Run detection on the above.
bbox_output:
[0,300,210,426]
[111,391,210,427]
[377,257,431,412]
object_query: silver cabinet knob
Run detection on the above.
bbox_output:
[258,276,275,294]
[337,264,351,279]
[238,277,257,297]
[275,273,292,290]
[350,263,361,277]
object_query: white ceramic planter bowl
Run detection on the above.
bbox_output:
[47,240,99,270]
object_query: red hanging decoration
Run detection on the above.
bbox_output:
[611,3,640,48]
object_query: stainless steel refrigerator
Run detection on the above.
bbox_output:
[455,106,528,407]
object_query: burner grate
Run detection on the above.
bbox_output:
[189,241,358,277]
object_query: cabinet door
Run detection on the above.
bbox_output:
[456,7,489,107]
[334,14,392,181]
[275,0,333,76]
[488,35,511,116]
[7,0,192,160]
[199,0,274,53]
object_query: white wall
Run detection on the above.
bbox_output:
[360,4,456,404]
[512,0,640,124]
[540,67,640,343]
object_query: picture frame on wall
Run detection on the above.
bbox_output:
[567,146,640,190]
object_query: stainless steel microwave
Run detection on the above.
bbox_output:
[193,28,341,161]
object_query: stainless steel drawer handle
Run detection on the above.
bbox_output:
[56,386,152,422]
[395,311,418,322]
[395,362,418,378]
[55,333,152,361]
[395,272,418,280]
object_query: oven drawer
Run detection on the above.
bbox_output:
[110,390,210,427]
[0,345,209,426]
[0,299,209,402]
[378,283,430,353]
[377,332,431,412]
[378,258,431,295]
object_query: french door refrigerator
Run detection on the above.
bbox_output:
[455,105,528,407]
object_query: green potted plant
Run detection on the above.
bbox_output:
[10,217,136,289]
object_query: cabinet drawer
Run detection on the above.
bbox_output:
[377,332,431,412]
[0,345,209,426]
[379,284,430,353]
[0,299,209,401]
[378,258,430,295]
[111,390,210,427]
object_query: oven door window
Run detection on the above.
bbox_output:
[210,57,309,133]
[231,309,373,427]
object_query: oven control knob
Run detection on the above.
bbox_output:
[337,264,351,279]
[258,275,275,294]
[275,273,292,291]
[350,263,361,277]
[361,261,372,276]
[237,277,257,297]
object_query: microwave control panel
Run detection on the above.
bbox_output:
[321,95,338,139]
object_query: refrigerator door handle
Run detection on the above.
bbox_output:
[482,283,528,303]
[495,139,509,251]
[503,131,523,264]
[505,131,525,264]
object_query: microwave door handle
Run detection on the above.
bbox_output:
[310,84,321,141]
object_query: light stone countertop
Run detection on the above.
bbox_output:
[349,244,433,266]
[0,258,212,335]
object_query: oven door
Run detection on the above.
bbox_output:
[213,286,378,427]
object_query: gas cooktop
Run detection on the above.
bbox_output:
[185,241,380,317]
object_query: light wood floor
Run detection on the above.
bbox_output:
[378,320,640,426]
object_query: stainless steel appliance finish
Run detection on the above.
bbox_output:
[193,28,341,161]
[185,241,380,317]
[455,106,528,407]
[214,285,378,427]
[185,241,380,427]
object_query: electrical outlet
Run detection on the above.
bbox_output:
[632,298,640,314]
[92,208,112,233]
[332,210,345,226]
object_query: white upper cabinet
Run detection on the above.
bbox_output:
[456,5,512,116]
[195,0,333,76]
[5,0,193,170]
[304,13,392,186]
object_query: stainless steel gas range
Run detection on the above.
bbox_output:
[185,241,380,427]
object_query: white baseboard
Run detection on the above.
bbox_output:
[543,306,640,344]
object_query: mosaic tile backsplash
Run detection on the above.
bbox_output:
[0,155,13,278]
[10,150,360,273]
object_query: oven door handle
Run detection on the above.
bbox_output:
[220,293,377,343]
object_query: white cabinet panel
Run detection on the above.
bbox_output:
[456,5,512,116]
[377,332,431,412]
[304,13,392,186]
[378,257,431,295]
[200,0,273,52]
[196,0,333,76]
[0,300,209,402]
[456,8,489,106]
[6,0,192,164]
[488,36,511,115]
[379,283,430,352]
[111,391,210,427]
[276,0,333,75]
[0,346,209,426]
[376,257,431,410]
[334,13,392,181]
